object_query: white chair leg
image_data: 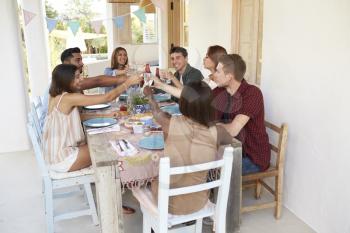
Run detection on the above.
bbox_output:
[142,214,152,233]
[83,183,99,225]
[214,217,224,233]
[41,178,45,194]
[45,181,54,233]
[195,218,203,233]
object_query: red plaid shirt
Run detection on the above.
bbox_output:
[212,80,270,170]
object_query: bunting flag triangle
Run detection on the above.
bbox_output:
[68,21,80,36]
[23,9,36,26]
[133,8,146,24]
[90,20,103,33]
[113,16,125,29]
[151,0,166,11]
[46,17,58,33]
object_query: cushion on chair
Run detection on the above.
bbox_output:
[132,188,216,227]
[49,166,94,180]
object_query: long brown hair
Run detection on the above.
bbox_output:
[49,64,77,97]
[111,47,128,69]
[179,81,215,127]
[206,45,227,69]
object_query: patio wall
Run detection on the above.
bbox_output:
[187,0,233,76]
[0,0,30,153]
[261,0,350,232]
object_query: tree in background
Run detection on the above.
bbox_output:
[45,0,107,69]
[45,0,65,69]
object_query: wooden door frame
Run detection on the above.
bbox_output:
[167,0,187,67]
[231,0,264,84]
[168,0,179,67]
[231,0,241,53]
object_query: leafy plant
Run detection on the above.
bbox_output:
[132,95,148,105]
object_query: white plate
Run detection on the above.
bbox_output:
[83,117,117,128]
[83,103,111,110]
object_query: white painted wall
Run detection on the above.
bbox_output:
[119,44,159,65]
[85,59,110,77]
[261,1,350,232]
[0,0,30,153]
[188,0,232,77]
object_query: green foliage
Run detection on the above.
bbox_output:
[45,0,58,18]
[131,17,143,44]
[132,95,149,105]
[45,0,108,64]
[49,36,66,70]
[63,0,96,20]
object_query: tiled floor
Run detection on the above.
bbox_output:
[0,150,316,233]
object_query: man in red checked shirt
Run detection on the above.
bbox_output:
[212,54,270,175]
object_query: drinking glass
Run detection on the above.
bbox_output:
[159,69,171,84]
[127,62,137,76]
[82,65,89,78]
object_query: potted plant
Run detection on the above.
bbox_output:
[129,94,150,114]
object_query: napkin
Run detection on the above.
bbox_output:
[110,139,138,157]
[86,124,120,135]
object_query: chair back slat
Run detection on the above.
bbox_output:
[30,96,45,135]
[157,146,234,229]
[270,143,279,153]
[169,159,225,175]
[169,180,222,196]
[265,121,281,133]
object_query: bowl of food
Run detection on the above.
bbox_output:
[132,122,144,134]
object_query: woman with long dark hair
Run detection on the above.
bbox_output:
[42,64,140,172]
[103,47,129,93]
[143,81,232,214]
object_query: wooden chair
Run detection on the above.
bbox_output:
[241,121,288,219]
[132,146,234,233]
[27,110,99,233]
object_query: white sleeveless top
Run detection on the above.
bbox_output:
[42,92,85,172]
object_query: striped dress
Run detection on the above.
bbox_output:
[42,92,86,172]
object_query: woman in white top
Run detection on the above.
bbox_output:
[42,64,141,172]
[152,45,227,97]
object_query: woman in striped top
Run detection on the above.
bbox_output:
[42,64,141,173]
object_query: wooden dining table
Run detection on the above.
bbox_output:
[85,100,243,233]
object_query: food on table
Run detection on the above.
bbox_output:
[119,105,127,111]
[129,113,153,121]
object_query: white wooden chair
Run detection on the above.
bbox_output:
[132,146,234,233]
[30,96,45,136]
[27,112,99,233]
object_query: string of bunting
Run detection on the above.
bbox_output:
[22,0,165,36]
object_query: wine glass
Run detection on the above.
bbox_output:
[160,68,171,84]
[127,62,137,76]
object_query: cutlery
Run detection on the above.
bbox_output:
[118,141,124,151]
[122,139,130,149]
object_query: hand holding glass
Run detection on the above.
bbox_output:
[159,69,172,84]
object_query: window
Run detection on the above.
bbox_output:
[45,0,108,69]
[130,5,158,44]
